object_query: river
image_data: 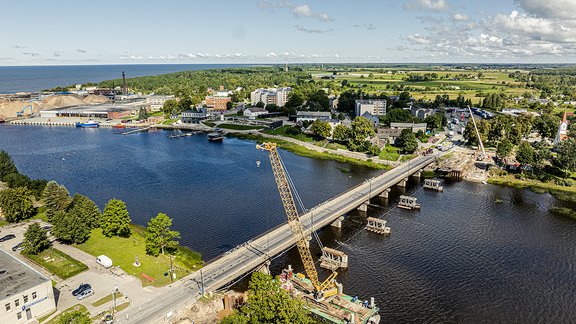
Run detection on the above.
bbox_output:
[1,125,575,323]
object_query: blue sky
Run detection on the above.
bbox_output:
[2,0,575,65]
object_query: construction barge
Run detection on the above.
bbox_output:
[398,195,421,210]
[280,267,380,324]
[423,179,444,191]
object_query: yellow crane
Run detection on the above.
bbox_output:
[257,142,338,299]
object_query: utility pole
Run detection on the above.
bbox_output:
[200,269,205,297]
[169,255,174,282]
[112,286,118,316]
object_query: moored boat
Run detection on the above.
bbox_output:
[76,120,99,128]
[207,132,224,142]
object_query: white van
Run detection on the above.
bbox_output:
[96,255,113,268]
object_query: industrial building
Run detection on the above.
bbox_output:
[39,100,148,119]
[0,249,56,323]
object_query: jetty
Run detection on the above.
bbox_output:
[121,126,151,135]
[398,195,421,210]
[423,179,443,191]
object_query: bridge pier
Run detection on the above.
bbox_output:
[411,169,423,179]
[256,260,271,275]
[357,201,369,212]
[331,216,345,228]
[320,247,348,270]
[378,188,391,199]
[397,178,409,187]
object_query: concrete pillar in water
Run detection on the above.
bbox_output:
[379,188,391,199]
[357,201,369,212]
[397,177,408,187]
[411,169,422,179]
[331,216,345,228]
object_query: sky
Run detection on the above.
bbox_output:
[1,0,576,65]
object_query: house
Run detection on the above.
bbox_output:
[296,111,332,123]
[377,128,403,143]
[244,108,269,120]
[355,99,386,117]
[146,95,174,112]
[0,248,56,323]
[390,122,427,134]
[554,111,570,144]
[204,95,231,111]
[361,112,380,127]
[181,109,209,124]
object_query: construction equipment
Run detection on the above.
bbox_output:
[16,105,33,117]
[257,142,338,299]
[467,105,488,160]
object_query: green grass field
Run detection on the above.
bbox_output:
[75,227,202,287]
[24,248,88,280]
[262,125,315,142]
[45,304,88,324]
[218,123,264,130]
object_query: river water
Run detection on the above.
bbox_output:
[1,125,575,323]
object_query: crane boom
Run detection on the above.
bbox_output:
[257,142,332,293]
[467,106,487,159]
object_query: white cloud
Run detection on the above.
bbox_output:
[515,0,576,19]
[295,24,334,34]
[77,48,87,53]
[258,1,333,22]
[292,5,312,17]
[405,0,447,11]
[406,33,432,44]
[452,13,468,21]
[491,10,576,43]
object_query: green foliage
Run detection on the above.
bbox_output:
[397,129,418,153]
[57,310,91,324]
[223,272,313,324]
[24,248,88,279]
[533,114,560,140]
[481,93,507,110]
[310,120,332,139]
[0,150,18,181]
[0,187,35,222]
[332,124,351,143]
[53,194,100,244]
[138,107,149,120]
[101,199,132,238]
[554,138,576,175]
[516,141,535,167]
[23,223,51,255]
[380,108,417,126]
[348,116,375,152]
[424,113,446,132]
[496,139,514,159]
[43,181,72,221]
[368,145,381,156]
[145,213,180,256]
[174,246,202,270]
[162,99,179,115]
[463,117,490,146]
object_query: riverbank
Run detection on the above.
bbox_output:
[229,132,391,170]
[488,174,576,202]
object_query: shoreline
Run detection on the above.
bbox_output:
[488,175,576,202]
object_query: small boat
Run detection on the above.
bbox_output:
[113,124,126,129]
[76,120,99,128]
[208,132,224,142]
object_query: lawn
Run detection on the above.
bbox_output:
[202,121,216,127]
[379,145,400,161]
[218,123,264,130]
[92,292,124,307]
[24,248,87,280]
[262,125,315,142]
[75,227,202,287]
[46,304,87,324]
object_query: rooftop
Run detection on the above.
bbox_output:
[296,111,331,116]
[0,248,49,299]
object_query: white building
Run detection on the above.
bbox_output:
[355,99,386,117]
[146,95,175,112]
[296,111,332,123]
[243,108,268,120]
[0,249,56,323]
[250,88,292,107]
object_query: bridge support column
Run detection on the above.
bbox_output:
[378,188,391,199]
[411,169,423,179]
[257,260,271,275]
[397,178,408,187]
[357,201,369,212]
[331,216,345,228]
[320,247,348,270]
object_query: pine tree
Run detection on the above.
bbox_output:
[43,181,72,221]
[0,187,35,222]
[52,194,101,244]
[101,199,132,237]
[23,223,51,255]
[0,150,18,181]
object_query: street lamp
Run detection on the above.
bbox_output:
[112,286,118,316]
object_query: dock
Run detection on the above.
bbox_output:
[423,179,443,191]
[121,126,151,135]
[398,195,421,210]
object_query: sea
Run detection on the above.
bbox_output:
[0,125,575,323]
[0,64,252,94]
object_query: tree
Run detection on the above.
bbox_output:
[368,145,381,156]
[101,199,132,237]
[310,120,332,139]
[145,213,180,256]
[516,141,535,168]
[137,107,149,120]
[69,194,101,230]
[285,92,304,109]
[222,272,313,324]
[0,150,18,181]
[226,101,233,110]
[43,181,72,221]
[397,129,418,153]
[332,124,351,143]
[53,194,101,244]
[533,114,560,140]
[162,99,179,115]
[463,117,490,146]
[348,116,375,152]
[554,138,576,176]
[0,187,35,223]
[496,139,514,159]
[57,310,91,324]
[23,223,50,255]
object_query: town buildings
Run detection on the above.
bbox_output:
[250,88,292,107]
[243,108,269,120]
[146,95,174,112]
[0,249,56,323]
[181,108,209,124]
[355,99,386,117]
[295,111,331,123]
[204,95,231,111]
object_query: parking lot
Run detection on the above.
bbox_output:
[0,221,165,319]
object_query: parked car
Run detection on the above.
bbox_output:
[96,255,113,268]
[12,242,24,252]
[41,225,52,231]
[0,234,16,242]
[72,283,92,296]
[77,288,94,300]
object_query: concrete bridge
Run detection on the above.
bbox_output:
[118,155,436,323]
